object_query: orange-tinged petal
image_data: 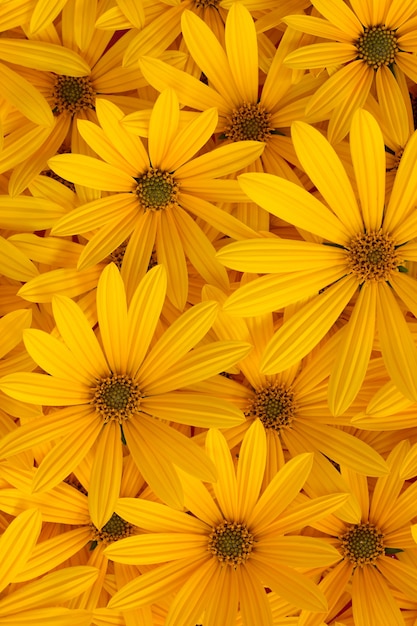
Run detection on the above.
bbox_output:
[0,62,53,127]
[352,566,403,626]
[176,140,264,179]
[0,236,38,282]
[88,421,123,530]
[385,127,417,232]
[311,0,362,36]
[157,208,188,310]
[284,42,356,69]
[236,563,273,626]
[29,0,68,33]
[0,309,32,359]
[204,565,239,626]
[103,533,206,564]
[0,509,41,593]
[0,372,91,406]
[282,15,353,42]
[255,536,340,568]
[0,607,93,625]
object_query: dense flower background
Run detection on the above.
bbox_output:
[3,0,417,624]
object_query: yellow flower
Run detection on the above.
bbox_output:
[0,263,250,521]
[48,89,263,309]
[217,109,417,414]
[299,440,417,626]
[283,0,417,142]
[104,420,347,624]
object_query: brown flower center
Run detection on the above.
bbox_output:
[135,168,179,212]
[225,102,272,142]
[90,512,134,547]
[208,521,254,567]
[347,229,402,282]
[52,75,96,115]
[247,382,296,432]
[339,522,385,567]
[92,373,141,423]
[355,26,399,70]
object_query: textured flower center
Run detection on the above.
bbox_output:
[52,75,96,114]
[208,521,254,567]
[135,168,179,211]
[92,374,141,423]
[225,102,272,142]
[347,230,402,282]
[247,382,296,432]
[194,0,219,6]
[340,523,385,567]
[90,512,134,547]
[355,26,399,69]
[107,241,128,269]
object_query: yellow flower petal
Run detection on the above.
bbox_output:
[0,509,41,593]
[0,39,91,75]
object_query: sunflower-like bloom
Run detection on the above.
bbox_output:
[299,440,417,626]
[283,0,417,143]
[217,109,417,414]
[47,89,263,309]
[104,420,347,625]
[0,263,251,524]
[0,508,99,625]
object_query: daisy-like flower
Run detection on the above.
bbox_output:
[299,440,417,626]
[283,0,417,143]
[0,263,251,522]
[47,90,263,309]
[104,420,347,625]
[0,507,99,625]
[217,109,417,414]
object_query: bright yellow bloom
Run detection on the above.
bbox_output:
[0,263,250,520]
[104,420,347,625]
[299,441,417,626]
[48,89,263,309]
[283,0,417,142]
[217,109,417,414]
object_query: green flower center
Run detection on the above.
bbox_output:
[247,382,296,432]
[225,102,272,142]
[92,374,142,423]
[135,168,179,211]
[208,521,254,567]
[347,229,402,282]
[355,26,399,69]
[52,75,96,115]
[340,522,385,567]
[90,512,134,547]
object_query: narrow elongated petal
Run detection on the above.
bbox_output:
[104,533,206,564]
[141,393,244,428]
[48,154,134,191]
[0,40,91,75]
[163,108,218,172]
[29,0,68,33]
[176,141,264,180]
[96,263,128,372]
[352,566,404,626]
[88,421,123,530]
[0,509,41,593]
[225,3,258,102]
[0,372,91,406]
[0,62,53,127]
[255,536,340,568]
[115,498,208,533]
[284,42,356,69]
[350,109,385,230]
[148,89,179,167]
[237,419,266,520]
[206,428,238,520]
[238,172,350,245]
[247,453,313,532]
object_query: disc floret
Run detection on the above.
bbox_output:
[90,512,134,545]
[135,168,179,212]
[247,381,296,432]
[92,373,142,423]
[355,26,399,70]
[347,229,402,283]
[225,102,272,142]
[52,75,96,115]
[340,522,385,567]
[208,520,254,567]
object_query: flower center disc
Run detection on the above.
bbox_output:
[90,512,134,545]
[347,229,401,282]
[225,102,272,142]
[208,521,254,567]
[355,26,399,69]
[340,522,385,567]
[247,382,296,432]
[52,75,96,114]
[135,168,179,211]
[92,374,141,423]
